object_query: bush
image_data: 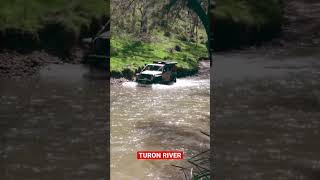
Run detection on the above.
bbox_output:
[175,45,181,52]
[164,31,171,37]
[178,35,188,42]
[122,68,135,80]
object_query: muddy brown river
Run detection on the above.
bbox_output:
[214,48,320,180]
[0,64,108,180]
[3,47,318,180]
[0,61,210,180]
[110,61,210,180]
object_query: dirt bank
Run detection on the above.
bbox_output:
[213,0,283,50]
[243,0,320,51]
[0,50,60,78]
[282,0,320,47]
[213,0,320,51]
[0,47,87,78]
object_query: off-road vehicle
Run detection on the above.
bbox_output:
[82,28,109,70]
[136,61,177,84]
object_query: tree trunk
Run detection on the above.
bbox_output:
[140,12,148,33]
[187,0,209,39]
[191,14,198,40]
[140,4,148,33]
[195,17,198,42]
[131,5,136,33]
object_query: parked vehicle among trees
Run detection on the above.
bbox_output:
[82,22,110,71]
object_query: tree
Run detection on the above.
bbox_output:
[165,0,210,38]
[110,0,214,64]
[165,0,214,64]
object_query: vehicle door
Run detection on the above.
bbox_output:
[162,65,171,82]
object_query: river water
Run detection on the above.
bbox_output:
[0,64,108,180]
[0,61,210,180]
[214,48,320,179]
[110,61,210,180]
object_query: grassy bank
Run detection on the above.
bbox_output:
[0,0,106,53]
[111,33,208,79]
[214,0,283,50]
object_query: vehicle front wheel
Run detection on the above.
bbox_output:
[153,77,161,84]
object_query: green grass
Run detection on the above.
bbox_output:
[111,33,208,76]
[0,0,106,33]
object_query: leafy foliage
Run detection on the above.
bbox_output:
[0,0,106,32]
[111,0,208,42]
[110,0,209,77]
[0,0,107,52]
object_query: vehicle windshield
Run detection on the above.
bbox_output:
[143,65,163,71]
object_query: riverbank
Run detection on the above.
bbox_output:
[213,0,283,50]
[0,0,107,78]
[0,47,87,78]
[281,0,320,48]
[214,1,320,177]
[0,50,59,78]
[111,33,208,79]
[0,0,106,53]
[110,59,210,86]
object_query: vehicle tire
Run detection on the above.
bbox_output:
[173,77,176,82]
[153,77,160,84]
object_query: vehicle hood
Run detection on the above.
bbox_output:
[140,70,162,76]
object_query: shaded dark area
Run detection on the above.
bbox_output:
[0,16,107,55]
[0,29,39,52]
[0,16,109,78]
[212,0,283,51]
[213,16,282,50]
[212,0,320,51]
[38,21,77,56]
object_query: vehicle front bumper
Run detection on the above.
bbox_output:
[137,78,153,84]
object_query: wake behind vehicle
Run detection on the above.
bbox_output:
[136,61,177,84]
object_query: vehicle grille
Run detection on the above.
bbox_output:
[139,74,153,80]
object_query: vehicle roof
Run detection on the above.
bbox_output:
[146,64,165,66]
[153,60,177,65]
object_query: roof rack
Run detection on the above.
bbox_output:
[153,60,177,64]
